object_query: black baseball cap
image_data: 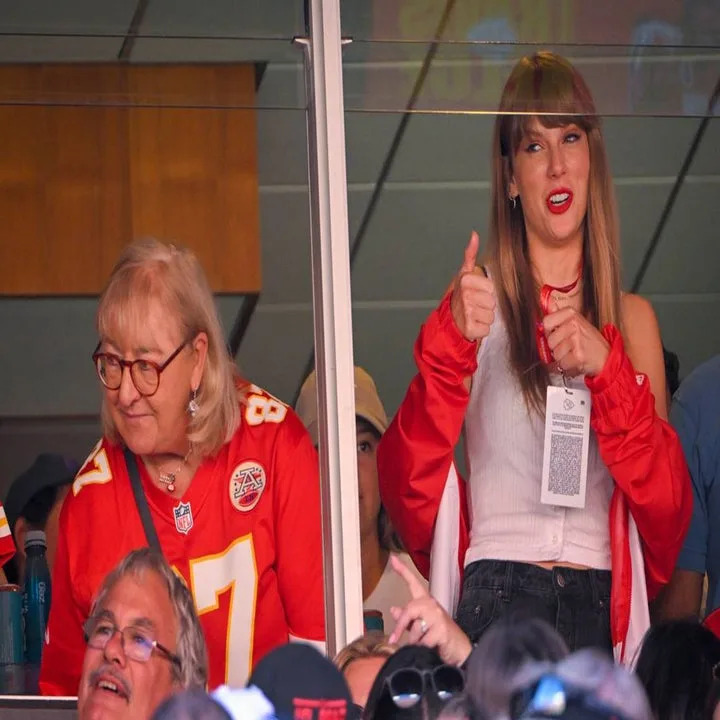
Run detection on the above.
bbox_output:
[4,453,79,529]
[248,643,359,720]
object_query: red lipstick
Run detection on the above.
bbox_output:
[546,188,573,214]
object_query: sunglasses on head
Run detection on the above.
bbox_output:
[510,674,631,720]
[385,665,465,710]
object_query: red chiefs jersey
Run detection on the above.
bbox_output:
[40,387,325,695]
[0,501,15,567]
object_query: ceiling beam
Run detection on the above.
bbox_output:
[118,0,151,61]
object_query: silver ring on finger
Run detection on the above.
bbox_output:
[419,618,429,636]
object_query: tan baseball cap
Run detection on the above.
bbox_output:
[295,366,389,446]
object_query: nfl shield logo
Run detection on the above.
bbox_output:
[173,501,193,535]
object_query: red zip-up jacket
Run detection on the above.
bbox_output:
[378,294,692,661]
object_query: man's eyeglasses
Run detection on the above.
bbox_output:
[385,665,465,709]
[92,341,187,397]
[83,616,182,672]
[510,674,631,720]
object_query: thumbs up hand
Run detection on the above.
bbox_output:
[450,231,496,343]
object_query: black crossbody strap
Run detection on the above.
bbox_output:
[124,448,163,553]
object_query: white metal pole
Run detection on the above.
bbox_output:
[299,0,364,655]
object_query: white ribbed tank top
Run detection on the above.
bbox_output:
[464,307,612,570]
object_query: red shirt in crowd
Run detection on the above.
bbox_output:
[0,502,15,568]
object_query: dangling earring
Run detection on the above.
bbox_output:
[188,388,199,418]
[509,195,517,210]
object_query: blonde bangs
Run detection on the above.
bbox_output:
[499,52,600,161]
[97,264,180,347]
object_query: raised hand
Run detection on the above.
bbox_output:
[450,231,496,343]
[387,555,472,667]
[542,302,610,378]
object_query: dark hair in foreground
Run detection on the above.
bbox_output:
[363,645,452,720]
[437,694,487,720]
[634,620,720,720]
[663,345,681,397]
[510,648,652,720]
[4,484,65,584]
[465,617,569,717]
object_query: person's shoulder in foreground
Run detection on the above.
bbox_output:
[674,355,720,417]
[672,354,720,558]
[658,355,720,620]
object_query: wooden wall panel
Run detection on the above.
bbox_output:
[127,66,260,293]
[0,64,260,295]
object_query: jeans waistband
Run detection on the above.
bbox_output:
[464,559,611,604]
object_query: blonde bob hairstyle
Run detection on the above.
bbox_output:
[488,51,622,414]
[334,630,397,673]
[96,238,241,458]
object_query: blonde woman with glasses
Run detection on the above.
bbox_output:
[41,239,324,694]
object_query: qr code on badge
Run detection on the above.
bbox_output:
[548,433,582,496]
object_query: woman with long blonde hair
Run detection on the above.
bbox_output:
[378,52,691,662]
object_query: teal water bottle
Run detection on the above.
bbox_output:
[23,530,51,667]
[363,609,384,633]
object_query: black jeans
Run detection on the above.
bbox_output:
[454,560,612,653]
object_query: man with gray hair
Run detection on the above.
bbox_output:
[77,547,207,720]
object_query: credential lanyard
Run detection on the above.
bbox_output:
[535,269,582,366]
[124,448,163,554]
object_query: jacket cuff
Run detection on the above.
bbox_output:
[585,324,650,431]
[423,292,479,377]
[584,324,625,390]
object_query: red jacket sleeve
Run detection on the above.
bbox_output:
[377,294,476,577]
[0,502,15,567]
[39,499,86,695]
[273,411,325,643]
[585,324,693,600]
